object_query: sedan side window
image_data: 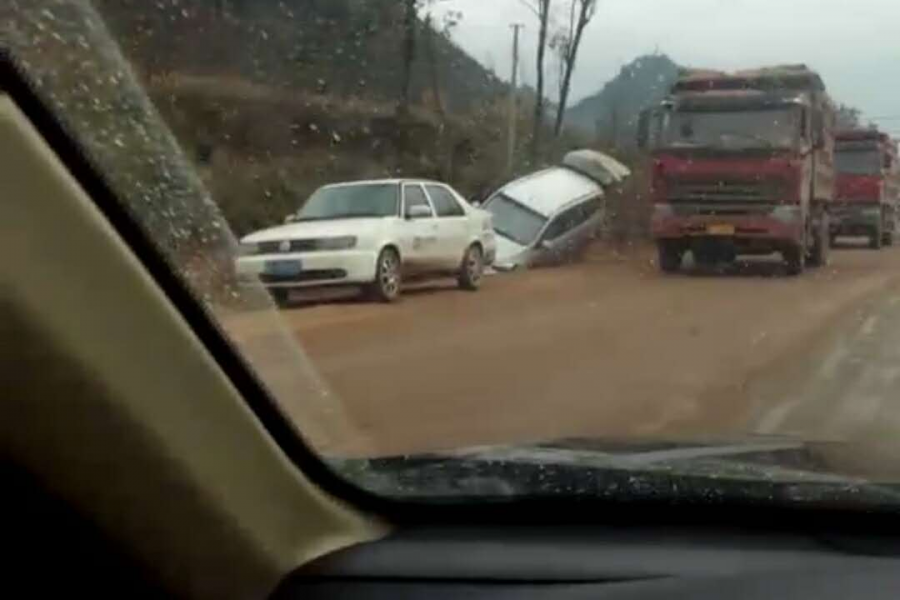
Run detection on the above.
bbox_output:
[404,185,434,218]
[425,185,466,217]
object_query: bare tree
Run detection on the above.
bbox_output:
[422,7,462,119]
[835,103,862,130]
[553,0,598,137]
[520,0,553,163]
[398,0,418,114]
[398,0,454,115]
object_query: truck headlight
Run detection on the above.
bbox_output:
[771,205,802,223]
[652,203,674,218]
[315,236,358,250]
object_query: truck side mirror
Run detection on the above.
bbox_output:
[884,154,893,170]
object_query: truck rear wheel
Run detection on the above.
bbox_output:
[657,241,683,273]
[783,244,805,276]
[692,247,717,269]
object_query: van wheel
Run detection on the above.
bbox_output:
[368,248,402,302]
[784,243,805,276]
[657,241,683,273]
[458,244,484,291]
[270,288,290,307]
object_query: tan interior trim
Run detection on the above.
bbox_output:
[0,94,385,599]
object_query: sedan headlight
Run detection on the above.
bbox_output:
[315,236,358,250]
[238,242,260,257]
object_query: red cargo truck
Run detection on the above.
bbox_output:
[831,130,899,249]
[644,65,836,275]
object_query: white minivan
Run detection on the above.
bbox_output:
[483,167,605,270]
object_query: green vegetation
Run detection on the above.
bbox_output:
[86,0,602,235]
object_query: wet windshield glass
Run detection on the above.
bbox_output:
[6,0,900,508]
[836,150,882,175]
[297,184,400,221]
[663,108,800,149]
[485,194,548,246]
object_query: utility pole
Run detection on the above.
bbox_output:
[507,23,524,174]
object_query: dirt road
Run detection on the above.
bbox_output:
[233,242,900,459]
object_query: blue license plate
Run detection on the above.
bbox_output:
[265,260,302,277]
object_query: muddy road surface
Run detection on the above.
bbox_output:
[231,242,900,460]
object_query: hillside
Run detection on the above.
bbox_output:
[89,0,515,233]
[565,53,679,147]
[94,0,505,113]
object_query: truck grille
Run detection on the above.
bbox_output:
[667,179,782,204]
[672,204,774,217]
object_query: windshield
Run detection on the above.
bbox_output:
[297,184,399,221]
[484,194,548,246]
[9,0,900,510]
[836,150,883,175]
[663,108,801,149]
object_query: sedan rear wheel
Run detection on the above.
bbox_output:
[458,244,484,291]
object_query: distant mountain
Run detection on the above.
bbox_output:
[564,53,680,147]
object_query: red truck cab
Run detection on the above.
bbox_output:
[832,130,899,249]
[644,65,835,275]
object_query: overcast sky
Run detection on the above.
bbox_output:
[430,0,900,134]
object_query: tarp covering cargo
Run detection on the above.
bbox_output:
[562,150,631,186]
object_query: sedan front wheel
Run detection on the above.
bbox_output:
[458,244,484,291]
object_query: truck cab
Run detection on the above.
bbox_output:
[832,130,899,249]
[644,65,836,275]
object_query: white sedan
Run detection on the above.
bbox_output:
[235,179,496,303]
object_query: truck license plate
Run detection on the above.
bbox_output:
[707,224,735,236]
[265,260,302,277]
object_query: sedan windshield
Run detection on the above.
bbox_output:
[485,194,548,246]
[663,108,801,149]
[297,184,400,221]
[836,150,882,175]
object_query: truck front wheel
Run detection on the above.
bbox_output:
[783,244,805,276]
[870,223,883,250]
[807,218,829,268]
[657,241,683,273]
